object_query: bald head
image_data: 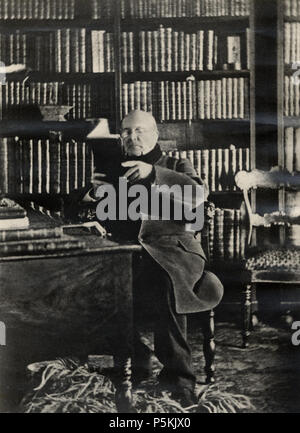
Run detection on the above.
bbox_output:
[121,110,158,131]
[121,110,159,157]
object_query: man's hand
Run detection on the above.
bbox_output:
[89,172,113,199]
[121,161,154,183]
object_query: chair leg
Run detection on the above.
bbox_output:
[242,284,252,348]
[202,309,215,384]
[250,284,258,329]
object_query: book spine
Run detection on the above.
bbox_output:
[0,239,85,256]
[184,33,190,71]
[32,138,41,193]
[153,30,159,72]
[41,138,50,193]
[122,32,128,73]
[77,140,84,189]
[22,139,33,194]
[79,28,86,73]
[176,81,182,120]
[69,139,78,190]
[0,227,63,243]
[122,83,128,116]
[234,209,241,259]
[209,148,216,191]
[295,128,300,171]
[285,127,294,172]
[216,148,223,191]
[0,138,8,194]
[60,140,69,194]
[128,32,134,72]
[49,135,61,193]
[201,149,209,186]
[214,208,224,260]
[224,209,235,260]
[166,28,172,72]
[146,30,152,72]
[159,26,166,71]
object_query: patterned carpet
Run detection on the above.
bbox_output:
[188,317,300,413]
[3,317,300,413]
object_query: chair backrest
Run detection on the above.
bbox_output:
[235,166,300,245]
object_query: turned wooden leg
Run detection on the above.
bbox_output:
[202,310,215,384]
[114,356,135,413]
[250,284,258,329]
[242,284,252,348]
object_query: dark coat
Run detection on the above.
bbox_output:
[138,155,212,314]
[66,154,223,314]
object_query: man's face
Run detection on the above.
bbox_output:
[121,112,158,157]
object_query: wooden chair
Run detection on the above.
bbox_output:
[235,167,300,348]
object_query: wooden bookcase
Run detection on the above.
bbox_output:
[277,0,300,246]
[1,0,296,260]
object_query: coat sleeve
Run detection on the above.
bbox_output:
[153,158,209,209]
[175,158,209,200]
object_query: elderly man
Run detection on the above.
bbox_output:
[70,110,223,407]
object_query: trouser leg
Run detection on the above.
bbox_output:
[133,252,196,391]
[154,284,196,392]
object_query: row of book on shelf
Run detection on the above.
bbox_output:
[0,136,249,196]
[0,0,251,20]
[138,28,249,72]
[0,29,115,74]
[3,0,298,22]
[284,23,300,66]
[122,78,249,121]
[0,78,249,122]
[0,137,94,195]
[0,198,85,254]
[0,28,249,74]
[285,0,300,17]
[0,81,112,120]
[206,207,245,261]
[284,127,300,173]
[164,146,250,192]
[0,198,245,260]
[284,76,300,117]
[0,0,76,20]
[119,0,250,18]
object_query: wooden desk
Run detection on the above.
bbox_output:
[0,234,142,412]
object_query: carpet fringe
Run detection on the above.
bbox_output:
[21,359,255,413]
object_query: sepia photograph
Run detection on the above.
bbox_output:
[0,0,300,417]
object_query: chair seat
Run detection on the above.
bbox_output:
[246,248,300,271]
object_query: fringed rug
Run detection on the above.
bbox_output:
[21,357,254,413]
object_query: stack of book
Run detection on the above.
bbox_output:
[0,224,86,256]
[0,197,29,230]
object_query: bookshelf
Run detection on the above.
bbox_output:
[278,0,300,246]
[0,0,256,201]
[116,0,255,209]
